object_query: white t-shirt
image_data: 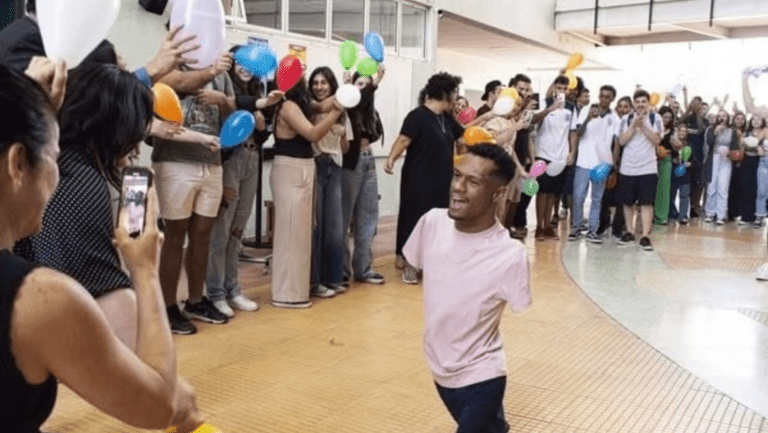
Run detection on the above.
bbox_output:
[312,115,353,166]
[575,109,620,170]
[403,209,532,388]
[536,105,578,162]
[619,113,664,176]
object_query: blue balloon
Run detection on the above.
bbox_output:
[234,44,277,77]
[675,165,687,177]
[590,163,611,183]
[364,32,385,63]
[220,110,256,149]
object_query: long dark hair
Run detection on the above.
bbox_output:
[348,72,382,144]
[228,45,262,99]
[59,63,153,189]
[275,76,313,125]
[308,66,339,101]
[0,65,56,168]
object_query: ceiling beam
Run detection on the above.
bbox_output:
[668,22,731,39]
[566,30,607,47]
[605,31,719,46]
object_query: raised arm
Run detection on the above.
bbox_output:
[743,67,768,118]
[158,54,233,95]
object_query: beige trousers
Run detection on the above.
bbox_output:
[270,156,315,304]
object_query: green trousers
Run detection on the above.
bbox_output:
[655,157,672,223]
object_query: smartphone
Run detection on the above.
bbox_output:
[522,109,534,125]
[531,93,540,109]
[120,167,153,238]
[556,92,566,105]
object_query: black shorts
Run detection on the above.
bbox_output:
[620,173,658,206]
[537,158,566,195]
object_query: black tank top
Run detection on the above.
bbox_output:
[274,135,313,159]
[0,250,57,432]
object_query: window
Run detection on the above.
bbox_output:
[401,4,426,58]
[369,0,397,48]
[243,0,282,29]
[332,0,364,42]
[289,0,326,39]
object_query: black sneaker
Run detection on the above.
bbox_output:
[585,232,603,244]
[567,229,582,241]
[617,233,635,245]
[167,304,197,335]
[185,297,229,324]
[640,236,653,251]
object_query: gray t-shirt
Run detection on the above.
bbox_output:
[152,72,234,165]
[619,113,664,176]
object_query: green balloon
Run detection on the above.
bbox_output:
[681,145,692,162]
[356,57,379,77]
[523,179,539,197]
[339,41,358,70]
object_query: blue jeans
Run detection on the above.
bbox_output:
[756,158,768,218]
[311,155,345,287]
[435,376,509,433]
[206,146,260,302]
[342,151,379,279]
[572,166,606,233]
[669,167,690,221]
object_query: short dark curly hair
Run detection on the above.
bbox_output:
[418,72,462,105]
[465,144,515,185]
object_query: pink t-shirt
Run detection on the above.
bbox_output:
[403,209,532,388]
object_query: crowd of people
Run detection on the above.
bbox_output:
[1,0,767,431]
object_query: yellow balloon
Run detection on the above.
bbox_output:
[566,52,584,70]
[499,87,520,100]
[565,70,577,90]
[650,92,660,106]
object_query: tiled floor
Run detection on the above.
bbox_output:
[43,215,768,432]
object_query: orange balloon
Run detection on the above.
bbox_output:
[565,70,577,90]
[650,92,660,106]
[463,126,496,145]
[153,83,183,124]
[566,52,584,70]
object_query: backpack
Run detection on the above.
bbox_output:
[626,112,656,127]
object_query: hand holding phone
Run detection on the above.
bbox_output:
[119,167,153,238]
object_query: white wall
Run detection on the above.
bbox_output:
[107,2,436,240]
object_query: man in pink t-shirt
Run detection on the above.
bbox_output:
[404,144,532,433]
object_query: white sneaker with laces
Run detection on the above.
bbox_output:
[229,295,259,311]
[311,285,336,298]
[213,299,235,318]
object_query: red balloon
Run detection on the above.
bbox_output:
[458,107,477,125]
[277,55,303,93]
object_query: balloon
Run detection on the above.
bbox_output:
[220,110,255,148]
[276,55,303,92]
[364,32,385,63]
[457,107,476,125]
[565,70,577,90]
[566,52,584,70]
[356,57,379,77]
[499,87,520,100]
[492,96,514,116]
[744,136,760,148]
[545,160,566,176]
[530,161,547,177]
[336,84,361,108]
[523,178,539,196]
[463,126,495,145]
[170,0,226,69]
[681,146,692,161]
[671,84,683,97]
[37,0,120,68]
[234,44,277,77]
[339,40,358,70]
[152,83,183,124]
[674,165,687,177]
[589,163,611,183]
[650,93,660,106]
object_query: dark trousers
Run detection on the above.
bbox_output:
[690,163,704,217]
[435,376,509,433]
[598,187,626,236]
[513,192,532,229]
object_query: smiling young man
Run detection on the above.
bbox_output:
[403,144,532,433]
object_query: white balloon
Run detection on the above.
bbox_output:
[545,160,566,176]
[336,84,361,108]
[37,0,120,68]
[492,96,514,116]
[170,0,226,70]
[744,136,759,148]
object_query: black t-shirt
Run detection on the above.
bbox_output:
[476,104,492,117]
[686,116,709,163]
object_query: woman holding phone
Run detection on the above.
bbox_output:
[1,62,202,433]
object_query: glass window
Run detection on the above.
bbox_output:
[401,4,426,58]
[369,0,397,48]
[289,0,326,39]
[332,0,364,42]
[243,0,282,30]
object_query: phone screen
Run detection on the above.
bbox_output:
[522,110,534,125]
[122,171,150,238]
[557,93,565,104]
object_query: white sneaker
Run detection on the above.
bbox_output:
[229,295,259,312]
[212,299,235,318]
[757,263,768,281]
[311,285,336,298]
